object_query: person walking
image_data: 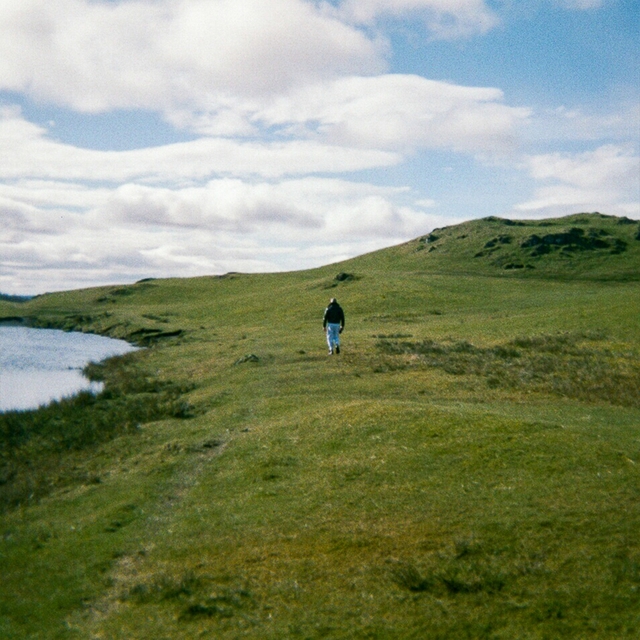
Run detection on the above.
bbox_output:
[323,298,345,355]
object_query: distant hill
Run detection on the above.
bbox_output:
[348,212,640,281]
[0,293,33,303]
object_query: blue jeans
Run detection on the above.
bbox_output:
[326,323,341,351]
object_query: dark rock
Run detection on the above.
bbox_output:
[484,235,512,249]
[520,227,621,255]
[335,272,355,282]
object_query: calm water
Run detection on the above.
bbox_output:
[0,326,138,412]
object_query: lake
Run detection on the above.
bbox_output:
[0,326,138,412]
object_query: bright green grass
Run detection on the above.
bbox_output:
[1,214,639,638]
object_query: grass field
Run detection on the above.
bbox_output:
[1,213,639,638]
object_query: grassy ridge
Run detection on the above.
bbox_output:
[1,213,639,638]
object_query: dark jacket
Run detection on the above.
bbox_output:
[323,302,345,328]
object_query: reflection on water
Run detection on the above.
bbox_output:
[0,326,138,412]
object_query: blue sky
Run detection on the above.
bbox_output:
[1,0,638,294]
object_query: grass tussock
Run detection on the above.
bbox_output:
[0,352,195,512]
[122,571,255,622]
[377,331,640,407]
[389,539,527,599]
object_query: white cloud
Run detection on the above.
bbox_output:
[340,0,499,38]
[93,177,430,239]
[514,145,640,217]
[0,0,382,112]
[0,106,400,182]
[255,75,530,153]
[525,103,640,143]
[168,75,530,153]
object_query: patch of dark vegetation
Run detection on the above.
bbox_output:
[141,314,170,323]
[520,227,626,256]
[95,282,156,303]
[475,235,514,259]
[29,313,113,333]
[104,504,140,533]
[122,571,255,622]
[0,316,29,326]
[128,327,184,346]
[483,216,526,227]
[335,272,356,282]
[389,541,510,598]
[376,331,640,408]
[110,287,135,297]
[163,439,224,455]
[199,439,223,450]
[484,235,512,248]
[0,353,196,512]
[234,354,260,365]
[389,561,433,592]
[610,239,628,254]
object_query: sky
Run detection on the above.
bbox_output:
[0,0,638,295]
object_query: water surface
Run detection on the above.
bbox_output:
[0,326,137,412]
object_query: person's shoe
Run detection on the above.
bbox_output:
[328,349,333,355]
[336,345,340,354]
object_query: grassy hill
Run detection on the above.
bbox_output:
[1,213,639,638]
[353,212,640,281]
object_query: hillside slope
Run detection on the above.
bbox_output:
[1,212,639,639]
[347,212,640,281]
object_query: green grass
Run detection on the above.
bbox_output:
[1,213,639,638]
[0,353,195,512]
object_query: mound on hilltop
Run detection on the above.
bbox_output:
[353,213,640,281]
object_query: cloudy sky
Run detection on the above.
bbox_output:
[1,0,638,294]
